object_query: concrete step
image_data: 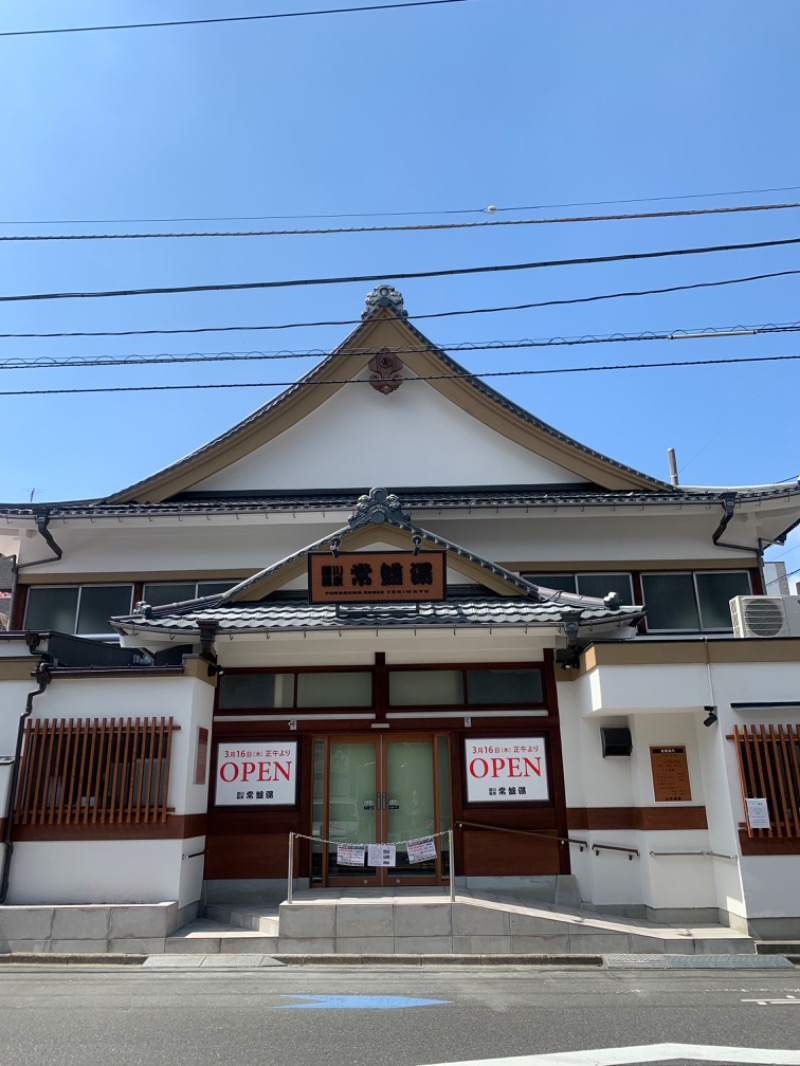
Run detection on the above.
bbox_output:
[165,917,278,955]
[205,904,279,935]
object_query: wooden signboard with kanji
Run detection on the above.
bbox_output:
[308,551,446,603]
[650,745,692,802]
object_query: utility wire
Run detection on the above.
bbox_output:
[0,0,473,37]
[2,201,799,241]
[4,236,800,304]
[4,351,800,397]
[5,186,800,227]
[4,322,799,371]
[2,269,798,340]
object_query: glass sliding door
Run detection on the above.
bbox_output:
[311,734,449,887]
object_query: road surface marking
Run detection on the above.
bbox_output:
[421,1044,800,1065]
[276,994,450,1009]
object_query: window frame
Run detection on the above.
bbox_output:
[642,569,752,634]
[24,583,134,636]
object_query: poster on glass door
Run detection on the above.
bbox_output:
[215,742,298,805]
[465,738,548,803]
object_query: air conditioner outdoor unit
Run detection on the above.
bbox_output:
[730,595,800,638]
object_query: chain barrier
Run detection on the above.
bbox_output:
[291,828,450,849]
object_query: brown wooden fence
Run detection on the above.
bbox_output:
[730,723,800,837]
[15,717,178,826]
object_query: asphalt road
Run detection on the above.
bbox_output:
[0,965,798,1066]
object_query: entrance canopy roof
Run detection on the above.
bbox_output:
[112,488,644,648]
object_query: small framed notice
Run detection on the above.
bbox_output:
[407,837,437,864]
[650,746,692,802]
[746,797,771,830]
[337,844,366,867]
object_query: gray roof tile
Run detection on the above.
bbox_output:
[114,596,643,635]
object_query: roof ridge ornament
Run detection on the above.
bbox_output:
[348,487,411,528]
[363,284,407,319]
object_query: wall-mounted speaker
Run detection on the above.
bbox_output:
[600,727,632,758]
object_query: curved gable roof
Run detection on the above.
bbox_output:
[107,288,670,504]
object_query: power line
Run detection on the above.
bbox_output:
[3,201,799,241]
[4,351,800,397]
[2,269,798,340]
[4,322,799,371]
[4,236,800,304]
[5,186,800,227]
[0,0,472,38]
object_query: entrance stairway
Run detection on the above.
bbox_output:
[165,887,755,956]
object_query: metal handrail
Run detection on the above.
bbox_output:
[649,849,738,861]
[591,842,639,860]
[456,819,588,851]
[456,820,639,859]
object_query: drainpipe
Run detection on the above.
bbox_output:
[0,659,52,904]
[711,495,764,591]
[9,511,64,633]
[16,511,63,571]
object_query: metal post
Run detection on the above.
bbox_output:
[448,829,455,902]
[287,832,294,904]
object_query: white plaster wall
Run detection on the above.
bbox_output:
[588,664,711,715]
[12,509,745,582]
[1,671,215,908]
[572,658,800,922]
[5,840,186,904]
[216,629,555,669]
[178,835,206,910]
[195,372,588,492]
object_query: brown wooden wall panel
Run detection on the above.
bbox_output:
[12,813,206,841]
[460,829,561,876]
[738,829,800,856]
[205,833,290,880]
[567,806,708,831]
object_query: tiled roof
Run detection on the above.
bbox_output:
[2,484,798,519]
[113,596,643,635]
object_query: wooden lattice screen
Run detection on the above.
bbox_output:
[730,723,800,837]
[15,717,177,826]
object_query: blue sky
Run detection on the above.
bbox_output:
[2,0,799,579]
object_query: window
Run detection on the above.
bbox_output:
[296,672,372,707]
[389,670,464,706]
[523,572,634,603]
[730,723,800,838]
[217,670,372,709]
[388,667,544,707]
[524,573,577,594]
[15,717,177,825]
[642,571,751,632]
[142,581,236,608]
[218,673,295,710]
[25,585,133,635]
[466,668,543,705]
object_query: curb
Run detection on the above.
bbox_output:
[1,951,797,968]
[0,953,147,966]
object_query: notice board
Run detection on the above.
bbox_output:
[650,745,692,802]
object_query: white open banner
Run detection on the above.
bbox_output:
[465,738,548,803]
[215,741,298,806]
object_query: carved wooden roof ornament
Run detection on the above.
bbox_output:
[368,348,404,394]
